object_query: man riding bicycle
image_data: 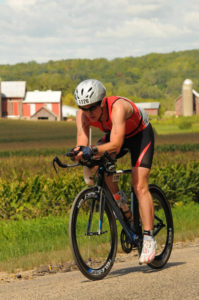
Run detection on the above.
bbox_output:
[71,79,156,264]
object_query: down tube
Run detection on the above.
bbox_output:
[103,184,133,243]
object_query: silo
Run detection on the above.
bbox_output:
[182,79,193,116]
[0,78,2,118]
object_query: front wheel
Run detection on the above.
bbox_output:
[69,186,118,280]
[148,184,174,269]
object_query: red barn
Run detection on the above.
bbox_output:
[0,81,26,118]
[0,81,62,121]
[23,90,62,121]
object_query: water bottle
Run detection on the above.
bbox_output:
[83,166,94,186]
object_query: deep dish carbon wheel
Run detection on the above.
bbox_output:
[148,184,174,269]
[69,186,118,280]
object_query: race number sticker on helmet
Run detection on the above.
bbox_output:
[74,79,106,107]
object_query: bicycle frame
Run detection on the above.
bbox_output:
[92,163,138,244]
[53,155,139,243]
[53,152,174,280]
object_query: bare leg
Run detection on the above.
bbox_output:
[132,167,154,230]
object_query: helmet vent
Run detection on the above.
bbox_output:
[81,88,84,95]
[88,87,93,92]
[90,91,94,98]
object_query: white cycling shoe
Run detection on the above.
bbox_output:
[139,236,157,265]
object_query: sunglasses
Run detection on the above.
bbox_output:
[79,103,101,112]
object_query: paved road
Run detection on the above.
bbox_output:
[0,242,199,300]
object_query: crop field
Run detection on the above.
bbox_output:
[0,118,198,272]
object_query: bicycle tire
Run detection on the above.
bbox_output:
[148,184,174,269]
[69,186,118,280]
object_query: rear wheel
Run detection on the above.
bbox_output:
[69,186,118,280]
[148,184,174,269]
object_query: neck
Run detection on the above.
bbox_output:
[98,107,104,122]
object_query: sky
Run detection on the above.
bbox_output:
[0,0,198,65]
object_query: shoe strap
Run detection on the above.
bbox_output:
[143,229,154,236]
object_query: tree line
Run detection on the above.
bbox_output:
[0,49,199,111]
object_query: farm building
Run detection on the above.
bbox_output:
[62,105,78,119]
[135,102,160,115]
[24,90,62,121]
[0,81,26,118]
[0,80,62,121]
[175,79,199,116]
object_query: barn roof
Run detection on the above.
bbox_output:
[193,89,199,98]
[1,81,26,98]
[135,102,160,109]
[24,90,61,103]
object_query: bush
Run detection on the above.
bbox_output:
[178,120,192,130]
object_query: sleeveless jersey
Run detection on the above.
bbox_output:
[89,96,149,139]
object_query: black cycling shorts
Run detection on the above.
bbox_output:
[97,123,154,169]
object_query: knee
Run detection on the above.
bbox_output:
[133,183,148,198]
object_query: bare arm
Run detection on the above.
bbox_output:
[76,110,90,146]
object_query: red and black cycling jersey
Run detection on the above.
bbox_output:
[89,96,148,139]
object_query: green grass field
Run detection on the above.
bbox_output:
[0,203,198,273]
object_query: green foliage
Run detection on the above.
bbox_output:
[1,49,199,110]
[149,162,199,206]
[155,143,199,152]
[178,120,192,130]
[0,203,199,271]
[0,216,69,262]
[0,158,198,220]
[0,119,198,220]
[0,169,86,219]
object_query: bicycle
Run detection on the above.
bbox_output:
[53,151,174,281]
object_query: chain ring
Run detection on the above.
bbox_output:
[120,229,133,253]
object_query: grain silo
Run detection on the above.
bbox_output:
[182,79,193,116]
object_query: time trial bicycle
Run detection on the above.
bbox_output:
[53,151,174,281]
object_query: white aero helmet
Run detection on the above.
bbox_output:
[74,79,106,107]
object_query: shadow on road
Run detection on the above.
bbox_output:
[108,261,186,279]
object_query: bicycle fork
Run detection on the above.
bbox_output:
[85,187,107,236]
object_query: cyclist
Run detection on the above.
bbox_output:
[71,79,156,264]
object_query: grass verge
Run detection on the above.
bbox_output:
[0,203,198,273]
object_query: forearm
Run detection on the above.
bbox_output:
[94,141,121,156]
[76,110,89,146]
[76,134,89,147]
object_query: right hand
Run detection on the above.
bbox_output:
[66,146,93,161]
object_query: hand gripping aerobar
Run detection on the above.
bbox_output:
[67,146,94,161]
[53,146,95,173]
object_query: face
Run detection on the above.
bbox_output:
[79,103,102,122]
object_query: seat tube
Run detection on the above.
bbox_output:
[131,186,135,216]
